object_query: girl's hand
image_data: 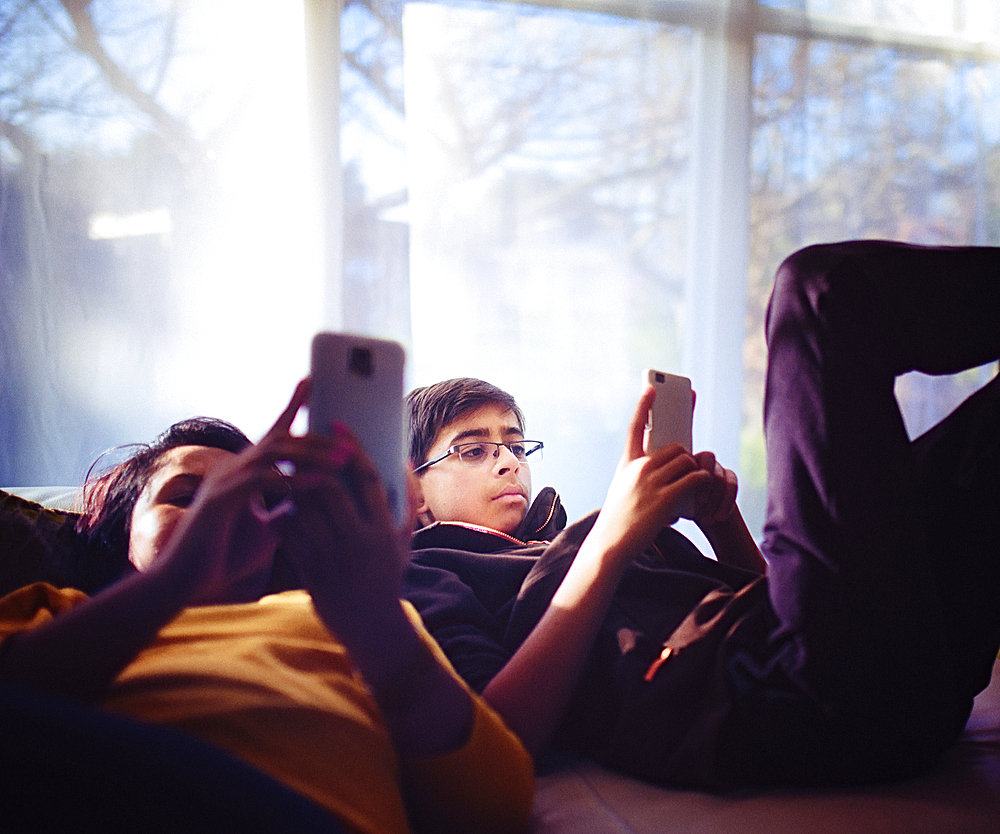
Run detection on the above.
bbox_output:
[152,380,308,604]
[276,422,410,642]
[274,413,475,762]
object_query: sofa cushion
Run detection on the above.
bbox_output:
[0,489,104,597]
[6,486,81,512]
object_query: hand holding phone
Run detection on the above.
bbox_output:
[308,333,407,525]
[642,369,693,454]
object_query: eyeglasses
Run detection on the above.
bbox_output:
[414,440,543,474]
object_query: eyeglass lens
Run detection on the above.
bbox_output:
[455,441,538,464]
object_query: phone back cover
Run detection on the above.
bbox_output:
[309,333,406,524]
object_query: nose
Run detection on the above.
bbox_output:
[493,443,521,474]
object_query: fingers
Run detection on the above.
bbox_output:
[273,424,394,526]
[625,386,657,462]
[250,492,297,524]
[636,445,737,527]
[693,450,711,466]
[261,378,310,444]
[692,451,738,523]
[277,434,407,596]
[338,428,394,523]
[244,383,401,549]
[718,469,738,521]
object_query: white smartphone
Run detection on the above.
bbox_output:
[642,369,693,454]
[309,332,407,525]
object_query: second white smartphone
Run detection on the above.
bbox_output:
[642,369,693,454]
[309,332,407,525]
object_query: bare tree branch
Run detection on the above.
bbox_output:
[58,0,201,165]
[343,48,406,115]
[0,117,38,159]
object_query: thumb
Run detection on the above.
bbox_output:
[624,386,656,463]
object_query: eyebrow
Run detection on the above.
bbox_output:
[447,424,525,446]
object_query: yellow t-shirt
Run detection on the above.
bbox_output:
[0,584,533,834]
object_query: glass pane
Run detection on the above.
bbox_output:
[745,31,1000,531]
[1,1,317,485]
[403,2,696,517]
[759,0,1000,40]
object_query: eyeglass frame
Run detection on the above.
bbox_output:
[413,440,543,475]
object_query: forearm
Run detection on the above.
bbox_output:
[0,564,193,700]
[699,507,766,574]
[482,532,631,756]
[312,593,474,758]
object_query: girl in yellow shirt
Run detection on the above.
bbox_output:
[0,380,532,834]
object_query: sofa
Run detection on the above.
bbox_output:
[531,674,1000,833]
[4,486,999,833]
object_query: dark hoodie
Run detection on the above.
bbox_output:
[402,487,775,788]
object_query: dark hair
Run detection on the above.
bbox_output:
[78,418,252,577]
[406,378,524,468]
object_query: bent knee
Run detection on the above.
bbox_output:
[766,241,885,349]
[767,244,839,344]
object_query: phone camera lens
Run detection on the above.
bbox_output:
[348,347,374,377]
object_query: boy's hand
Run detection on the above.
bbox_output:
[686,451,739,529]
[590,386,714,562]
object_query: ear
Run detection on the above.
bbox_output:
[408,469,436,528]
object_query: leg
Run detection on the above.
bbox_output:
[761,241,1000,765]
[912,372,1000,699]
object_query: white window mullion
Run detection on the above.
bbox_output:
[684,1,753,479]
[305,0,346,331]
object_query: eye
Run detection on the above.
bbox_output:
[157,477,202,508]
[508,442,527,459]
[458,443,489,461]
[163,490,196,508]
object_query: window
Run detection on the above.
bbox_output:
[342,0,1000,540]
[3,0,998,548]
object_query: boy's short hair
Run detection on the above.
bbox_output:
[406,378,524,468]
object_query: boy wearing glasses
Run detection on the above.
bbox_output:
[405,377,770,785]
[408,379,543,537]
[403,241,1000,791]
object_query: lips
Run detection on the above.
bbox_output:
[495,485,528,502]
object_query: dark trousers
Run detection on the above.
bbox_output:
[725,241,1000,786]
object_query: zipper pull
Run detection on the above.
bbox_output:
[643,645,673,682]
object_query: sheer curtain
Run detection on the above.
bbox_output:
[3,0,999,547]
[1,1,322,485]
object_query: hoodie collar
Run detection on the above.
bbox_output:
[411,486,567,550]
